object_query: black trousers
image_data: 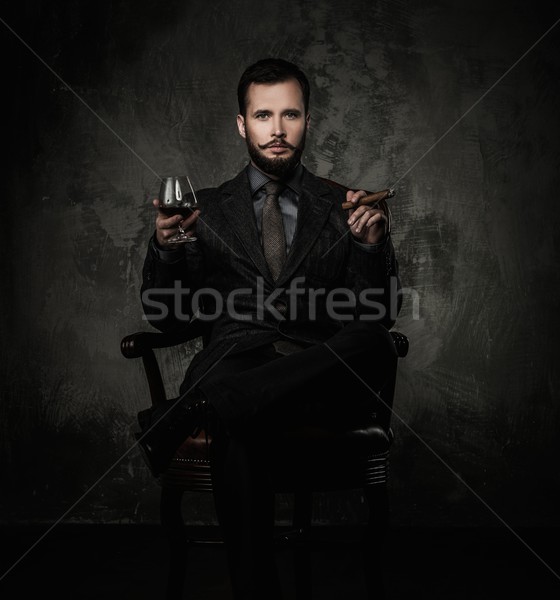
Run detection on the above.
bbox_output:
[196,321,397,600]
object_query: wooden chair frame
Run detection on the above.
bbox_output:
[121,326,408,599]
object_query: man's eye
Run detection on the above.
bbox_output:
[256,113,269,119]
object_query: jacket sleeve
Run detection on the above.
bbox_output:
[140,234,204,332]
[321,179,402,329]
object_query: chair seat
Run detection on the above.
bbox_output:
[159,422,393,493]
[272,423,393,491]
[160,431,213,491]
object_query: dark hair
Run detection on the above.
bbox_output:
[237,58,310,115]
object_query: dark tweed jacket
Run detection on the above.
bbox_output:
[141,166,401,388]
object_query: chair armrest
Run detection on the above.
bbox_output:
[120,320,208,359]
[120,321,207,406]
[390,331,409,358]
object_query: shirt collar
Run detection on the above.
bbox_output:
[247,162,304,197]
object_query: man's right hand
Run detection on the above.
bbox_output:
[153,198,200,248]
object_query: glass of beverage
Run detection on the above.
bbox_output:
[158,175,200,243]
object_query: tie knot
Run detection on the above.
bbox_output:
[263,180,284,198]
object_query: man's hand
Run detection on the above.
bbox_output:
[153,198,201,248]
[345,189,388,245]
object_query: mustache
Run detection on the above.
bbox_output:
[258,140,298,150]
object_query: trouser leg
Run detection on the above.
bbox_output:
[200,320,397,427]
[210,432,282,600]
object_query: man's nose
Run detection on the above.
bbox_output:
[271,117,286,137]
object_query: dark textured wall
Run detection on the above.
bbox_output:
[2,0,559,530]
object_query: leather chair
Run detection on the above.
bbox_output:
[121,325,408,599]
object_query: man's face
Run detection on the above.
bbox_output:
[237,79,310,179]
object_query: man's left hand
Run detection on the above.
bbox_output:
[346,189,388,244]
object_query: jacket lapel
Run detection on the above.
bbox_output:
[219,170,273,281]
[276,169,334,286]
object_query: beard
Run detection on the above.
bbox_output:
[245,130,306,179]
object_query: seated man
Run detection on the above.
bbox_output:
[138,57,401,600]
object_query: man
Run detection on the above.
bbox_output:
[139,58,401,599]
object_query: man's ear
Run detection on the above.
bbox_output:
[237,114,246,139]
[305,112,311,130]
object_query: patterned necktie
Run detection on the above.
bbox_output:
[262,180,286,281]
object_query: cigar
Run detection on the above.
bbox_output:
[341,188,395,210]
